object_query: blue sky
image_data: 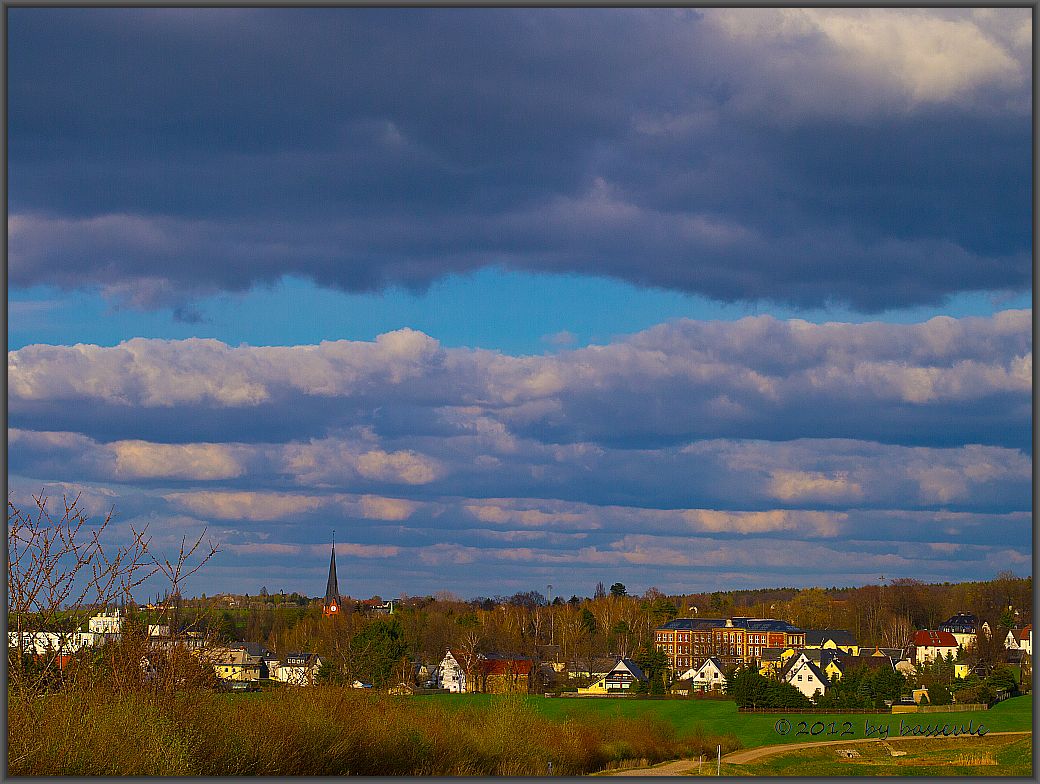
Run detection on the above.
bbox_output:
[7,8,1032,600]
[9,271,1032,355]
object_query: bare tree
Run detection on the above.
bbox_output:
[8,491,218,700]
[456,631,483,693]
[882,612,914,649]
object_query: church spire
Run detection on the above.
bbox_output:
[323,532,341,617]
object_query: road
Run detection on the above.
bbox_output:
[598,730,1031,775]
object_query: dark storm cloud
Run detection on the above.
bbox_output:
[8,8,1031,310]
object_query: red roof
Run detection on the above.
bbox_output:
[480,658,532,676]
[911,630,957,647]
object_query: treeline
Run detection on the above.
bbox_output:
[170,573,1032,687]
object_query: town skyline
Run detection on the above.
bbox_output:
[8,8,1032,599]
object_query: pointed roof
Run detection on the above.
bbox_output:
[325,538,340,606]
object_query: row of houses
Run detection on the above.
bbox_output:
[198,644,326,686]
[654,614,1033,677]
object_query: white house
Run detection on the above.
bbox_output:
[909,630,959,665]
[8,630,98,656]
[938,614,990,651]
[437,650,470,693]
[88,608,124,635]
[271,652,323,685]
[782,657,828,701]
[678,657,726,692]
[1005,626,1032,656]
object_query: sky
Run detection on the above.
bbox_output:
[7,8,1033,601]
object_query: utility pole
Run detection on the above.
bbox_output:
[717,744,721,776]
[548,585,554,647]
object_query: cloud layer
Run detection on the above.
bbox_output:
[8,311,1032,596]
[8,8,1031,311]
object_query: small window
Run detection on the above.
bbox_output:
[797,675,803,681]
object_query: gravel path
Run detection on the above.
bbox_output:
[598,730,1031,775]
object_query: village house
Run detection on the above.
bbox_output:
[803,629,859,656]
[437,650,470,693]
[758,645,846,678]
[87,607,124,635]
[825,653,895,683]
[564,656,617,681]
[479,654,534,694]
[677,656,726,693]
[908,630,959,665]
[780,656,828,701]
[272,652,323,685]
[939,613,990,650]
[1005,625,1032,656]
[577,658,648,694]
[435,649,534,693]
[199,646,263,682]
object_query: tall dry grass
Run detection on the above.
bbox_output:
[8,688,739,775]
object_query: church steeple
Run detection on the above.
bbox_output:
[323,532,341,617]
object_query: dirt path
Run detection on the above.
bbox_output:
[599,730,1031,775]
[597,757,716,776]
[722,729,1030,765]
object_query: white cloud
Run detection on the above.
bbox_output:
[703,8,1028,114]
[111,441,244,480]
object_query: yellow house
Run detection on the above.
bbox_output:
[759,646,798,676]
[577,659,647,694]
[198,646,262,682]
[824,659,843,682]
[954,663,970,680]
[577,677,609,694]
[804,630,859,656]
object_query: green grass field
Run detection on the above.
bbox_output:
[419,693,1032,751]
[705,733,1032,777]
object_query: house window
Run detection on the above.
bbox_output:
[797,675,803,681]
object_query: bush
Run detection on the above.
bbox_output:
[953,683,994,705]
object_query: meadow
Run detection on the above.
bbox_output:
[423,692,1032,751]
[8,688,1030,776]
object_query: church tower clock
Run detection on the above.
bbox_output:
[323,534,342,617]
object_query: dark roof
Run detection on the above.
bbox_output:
[833,655,894,672]
[804,629,857,647]
[611,658,647,681]
[325,544,340,606]
[876,647,904,659]
[738,618,804,633]
[566,656,617,672]
[657,617,803,633]
[939,613,979,633]
[800,660,829,684]
[657,618,728,631]
[231,641,272,658]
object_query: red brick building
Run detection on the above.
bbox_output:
[655,617,805,673]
